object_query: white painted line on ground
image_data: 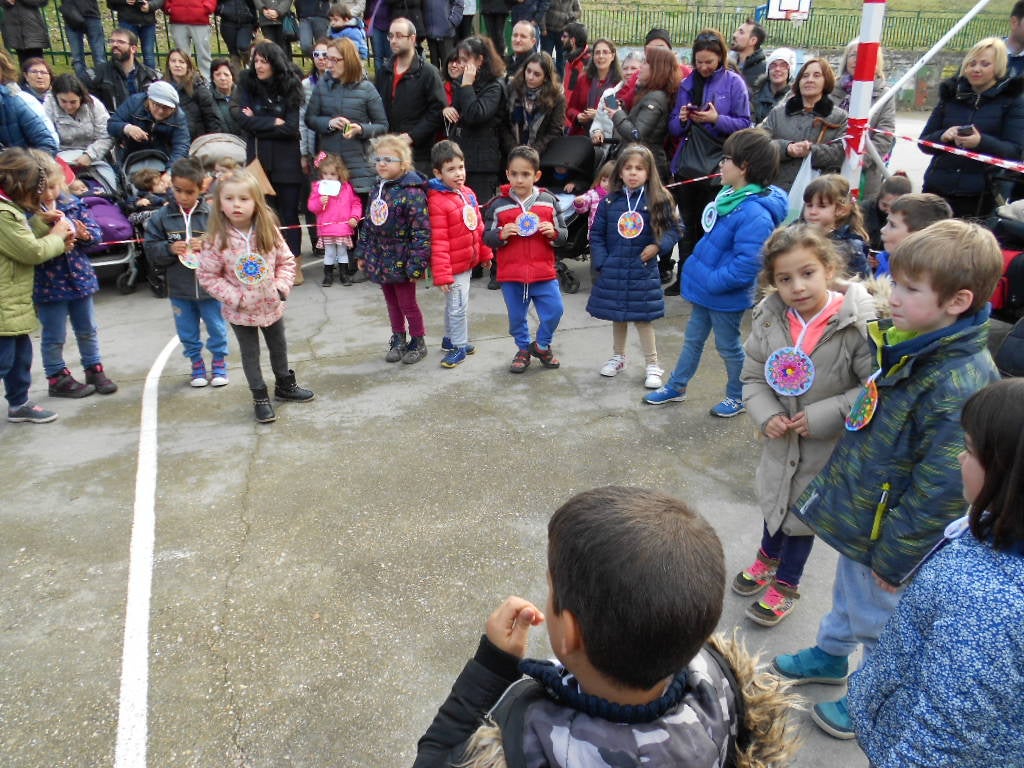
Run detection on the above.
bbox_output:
[114,335,180,768]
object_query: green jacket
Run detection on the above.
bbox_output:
[0,199,67,336]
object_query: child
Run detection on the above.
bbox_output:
[0,147,76,424]
[849,378,1024,765]
[772,220,1004,739]
[736,224,875,626]
[426,140,492,368]
[413,486,800,767]
[354,135,432,365]
[144,158,228,388]
[327,3,368,61]
[860,172,912,252]
[33,152,118,399]
[131,169,173,210]
[801,174,870,278]
[483,145,568,373]
[307,152,361,287]
[644,128,787,416]
[586,144,682,390]
[197,169,315,422]
[875,193,952,277]
[572,159,614,235]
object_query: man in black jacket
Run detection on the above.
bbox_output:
[374,17,446,174]
[731,19,767,95]
[89,27,161,112]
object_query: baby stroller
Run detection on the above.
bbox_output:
[540,136,597,294]
[985,201,1024,324]
[189,133,247,169]
[119,149,171,296]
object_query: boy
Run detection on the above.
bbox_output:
[874,192,952,276]
[427,141,492,368]
[130,169,173,211]
[773,219,1003,739]
[143,158,229,388]
[327,3,368,61]
[413,486,799,767]
[483,146,568,373]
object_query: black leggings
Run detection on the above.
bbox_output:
[671,178,719,277]
[268,183,303,258]
[232,318,290,391]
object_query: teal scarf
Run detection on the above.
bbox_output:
[715,184,764,215]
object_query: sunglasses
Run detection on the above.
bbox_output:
[373,156,401,164]
[312,50,329,59]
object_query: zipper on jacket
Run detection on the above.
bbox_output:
[870,482,891,541]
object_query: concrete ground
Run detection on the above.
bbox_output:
[1,117,943,767]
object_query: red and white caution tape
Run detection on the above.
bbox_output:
[870,126,1024,175]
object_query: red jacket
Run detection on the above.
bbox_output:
[482,184,567,284]
[165,0,216,25]
[427,181,492,286]
[566,71,617,135]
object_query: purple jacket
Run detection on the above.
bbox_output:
[669,66,752,176]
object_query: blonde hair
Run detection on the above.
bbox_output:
[760,223,845,289]
[316,152,350,182]
[371,134,413,172]
[206,170,283,255]
[960,37,1009,80]
[841,39,885,79]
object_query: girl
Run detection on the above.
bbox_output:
[33,152,118,399]
[307,153,362,287]
[572,160,614,235]
[801,174,870,278]
[505,52,567,157]
[0,147,75,424]
[849,378,1024,765]
[354,135,431,365]
[736,224,876,626]
[198,169,315,423]
[586,145,681,390]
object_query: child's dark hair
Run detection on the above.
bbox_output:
[431,139,464,171]
[592,160,615,189]
[803,174,868,240]
[879,172,912,198]
[721,128,779,187]
[507,145,541,172]
[328,2,351,18]
[760,223,845,289]
[888,192,952,233]
[315,152,350,182]
[962,379,1024,549]
[169,158,206,186]
[132,167,164,191]
[608,144,679,242]
[547,486,725,689]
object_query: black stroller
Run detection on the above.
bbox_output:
[120,149,171,296]
[540,136,598,294]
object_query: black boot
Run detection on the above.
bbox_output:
[339,263,352,286]
[487,259,499,290]
[321,264,334,287]
[274,370,315,402]
[252,387,276,422]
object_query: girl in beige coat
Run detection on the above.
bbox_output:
[735,224,876,626]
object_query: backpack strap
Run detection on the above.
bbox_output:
[702,642,751,768]
[484,677,548,768]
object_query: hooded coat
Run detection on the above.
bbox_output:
[0,200,67,336]
[353,170,431,284]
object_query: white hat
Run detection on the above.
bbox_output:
[767,47,797,76]
[147,81,179,108]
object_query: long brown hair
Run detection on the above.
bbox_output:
[510,52,563,112]
[608,144,679,241]
[206,170,284,255]
[803,174,868,240]
[637,47,681,101]
[165,49,199,96]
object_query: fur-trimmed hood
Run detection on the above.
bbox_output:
[938,73,1024,104]
[784,93,838,118]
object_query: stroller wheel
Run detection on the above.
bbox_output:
[116,271,136,295]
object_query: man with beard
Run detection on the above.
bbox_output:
[560,21,589,97]
[731,19,766,95]
[88,28,161,112]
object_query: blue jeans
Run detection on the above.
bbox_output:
[501,279,563,349]
[0,334,33,408]
[371,26,389,74]
[759,523,815,587]
[299,16,328,58]
[119,22,157,68]
[666,303,745,401]
[36,298,102,377]
[66,17,107,80]
[170,297,229,362]
[443,270,472,348]
[816,554,906,663]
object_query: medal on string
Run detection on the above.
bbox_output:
[178,201,200,269]
[617,186,645,239]
[513,191,540,236]
[765,303,832,397]
[457,189,478,230]
[701,199,718,232]
[231,227,269,285]
[846,370,881,431]
[369,181,389,226]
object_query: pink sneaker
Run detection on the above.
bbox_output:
[731,554,779,596]
[746,583,800,627]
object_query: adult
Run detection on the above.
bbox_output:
[210,58,240,134]
[108,81,191,163]
[505,51,565,157]
[731,18,766,95]
[506,19,537,81]
[19,58,52,103]
[541,0,579,77]
[366,0,392,74]
[422,0,462,68]
[0,50,56,144]
[0,0,50,64]
[375,17,446,174]
[299,39,331,172]
[44,73,118,191]
[0,82,58,152]
[165,48,225,140]
[449,35,506,200]
[1008,0,1024,79]
[59,0,107,81]
[305,37,387,195]
[615,28,690,113]
[295,0,330,58]
[88,28,161,112]
[761,57,848,191]
[479,0,510,59]
[107,0,159,69]
[254,0,296,56]
[566,37,619,136]
[387,0,425,49]
[833,39,896,201]
[920,37,1024,220]
[455,0,474,42]
[162,0,217,80]
[667,29,752,290]
[588,47,634,145]
[231,41,307,272]
[216,0,259,70]
[751,46,794,123]
[620,49,643,81]
[560,21,590,98]
[509,0,548,40]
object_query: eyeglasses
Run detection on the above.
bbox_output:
[312,51,329,59]
[326,55,343,62]
[388,32,411,40]
[26,69,49,76]
[372,156,401,164]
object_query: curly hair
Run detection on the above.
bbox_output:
[510,52,563,113]
[240,41,304,110]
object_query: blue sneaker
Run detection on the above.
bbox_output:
[710,397,745,418]
[441,347,468,368]
[811,697,855,740]
[642,386,686,405]
[771,646,849,685]
[441,337,475,355]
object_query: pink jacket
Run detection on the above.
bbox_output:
[572,185,608,232]
[197,228,295,327]
[307,180,362,238]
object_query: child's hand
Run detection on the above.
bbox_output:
[356,258,365,271]
[188,237,203,251]
[640,244,659,262]
[873,572,900,593]
[170,241,188,255]
[38,209,63,224]
[74,220,91,241]
[538,220,555,238]
[320,195,329,208]
[347,217,359,228]
[137,197,151,208]
[485,596,545,659]
[500,222,518,240]
[573,195,586,207]
[563,182,576,193]
[442,106,460,123]
[789,411,811,437]
[438,283,452,294]
[763,414,790,438]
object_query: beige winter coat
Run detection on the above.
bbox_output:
[741,281,876,536]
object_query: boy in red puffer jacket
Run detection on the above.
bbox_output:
[428,141,493,368]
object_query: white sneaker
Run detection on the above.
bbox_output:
[644,365,664,389]
[600,355,626,377]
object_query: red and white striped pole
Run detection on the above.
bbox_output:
[842,0,888,198]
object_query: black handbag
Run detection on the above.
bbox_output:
[675,122,725,181]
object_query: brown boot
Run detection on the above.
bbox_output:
[293,256,304,285]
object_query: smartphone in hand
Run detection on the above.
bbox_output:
[957,125,975,137]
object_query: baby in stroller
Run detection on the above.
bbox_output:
[539,135,599,293]
[130,169,173,211]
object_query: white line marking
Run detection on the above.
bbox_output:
[114,336,179,768]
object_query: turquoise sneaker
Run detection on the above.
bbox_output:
[771,646,849,685]
[811,696,855,739]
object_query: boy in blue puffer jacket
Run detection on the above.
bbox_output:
[644,127,787,417]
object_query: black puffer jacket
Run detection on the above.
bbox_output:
[1,0,51,50]
[108,0,159,26]
[375,54,446,167]
[217,0,257,24]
